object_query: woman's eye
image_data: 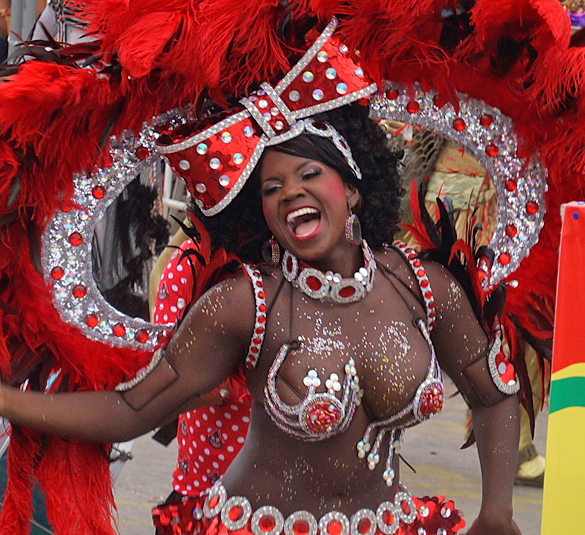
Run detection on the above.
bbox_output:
[261,184,280,196]
[302,168,322,180]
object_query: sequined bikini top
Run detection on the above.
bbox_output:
[242,242,444,484]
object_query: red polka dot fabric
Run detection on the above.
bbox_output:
[155,239,251,495]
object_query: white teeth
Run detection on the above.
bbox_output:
[286,207,319,224]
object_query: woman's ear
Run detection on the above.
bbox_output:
[345,182,361,210]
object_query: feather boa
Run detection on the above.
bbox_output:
[0,0,583,532]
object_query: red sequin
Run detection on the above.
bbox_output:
[327,520,343,535]
[498,252,511,265]
[452,118,465,131]
[381,511,394,526]
[92,186,106,199]
[406,101,419,113]
[113,323,126,337]
[135,146,149,160]
[357,518,371,534]
[259,515,275,532]
[72,284,87,298]
[526,201,538,214]
[480,114,493,127]
[69,232,83,246]
[485,144,498,157]
[228,506,243,521]
[505,224,517,238]
[303,399,342,433]
[505,179,517,192]
[135,329,149,343]
[85,314,98,328]
[385,89,399,100]
[418,383,444,418]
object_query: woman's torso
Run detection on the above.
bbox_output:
[221,247,440,516]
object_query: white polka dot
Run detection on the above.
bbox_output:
[189,447,193,454]
[199,455,204,462]
[227,446,234,453]
[200,435,205,442]
[209,407,216,414]
[222,433,228,440]
[181,489,188,495]
[174,484,181,491]
[237,437,245,443]
[178,475,184,480]
[194,481,200,487]
[194,462,200,468]
[212,462,219,469]
[163,314,168,321]
[196,420,201,428]
[202,414,208,421]
[181,278,187,284]
[172,285,179,292]
[216,420,223,427]
[171,306,178,313]
[177,264,183,271]
[224,413,231,419]
[181,439,186,446]
[168,272,174,279]
[218,454,225,461]
[204,448,210,455]
[159,304,164,310]
[231,424,239,432]
[154,314,159,322]
[242,416,250,423]
[202,476,207,482]
[189,427,194,433]
[187,485,192,491]
[230,405,238,411]
[186,412,192,420]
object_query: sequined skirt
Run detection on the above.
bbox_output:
[152,481,465,535]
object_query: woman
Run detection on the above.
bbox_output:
[0,103,521,535]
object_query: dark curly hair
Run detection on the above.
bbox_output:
[189,103,404,264]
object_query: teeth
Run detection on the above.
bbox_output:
[286,207,319,224]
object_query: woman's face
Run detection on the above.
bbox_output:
[259,149,360,269]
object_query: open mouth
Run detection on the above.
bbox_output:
[286,207,321,238]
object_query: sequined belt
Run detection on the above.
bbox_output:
[201,481,418,535]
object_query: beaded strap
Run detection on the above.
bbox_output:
[392,240,436,331]
[243,264,267,369]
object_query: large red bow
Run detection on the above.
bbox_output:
[155,18,377,215]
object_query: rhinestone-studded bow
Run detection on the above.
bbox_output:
[155,18,377,215]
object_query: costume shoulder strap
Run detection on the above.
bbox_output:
[391,240,437,332]
[242,264,267,369]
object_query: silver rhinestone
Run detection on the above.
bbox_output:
[263,112,271,121]
[325,68,337,80]
[258,99,268,109]
[219,175,230,187]
[195,183,206,193]
[221,132,232,143]
[437,530,447,535]
[355,67,364,77]
[312,89,324,101]
[336,83,348,95]
[179,159,190,170]
[302,71,314,83]
[317,51,328,63]
[289,90,300,102]
[233,153,244,165]
[275,121,284,130]
[243,125,254,137]
[339,44,348,54]
[209,158,220,170]
[196,143,208,155]
[271,107,279,116]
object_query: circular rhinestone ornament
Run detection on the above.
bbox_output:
[221,497,252,530]
[196,143,208,155]
[113,323,126,337]
[299,396,345,434]
[251,506,285,535]
[179,159,191,170]
[376,502,399,535]
[221,132,232,143]
[72,284,87,298]
[406,101,420,114]
[233,153,244,165]
[498,252,511,265]
[318,512,349,535]
[385,89,399,100]
[302,71,314,83]
[485,144,499,157]
[92,186,106,199]
[84,314,98,328]
[135,329,149,343]
[395,492,417,523]
[339,44,348,54]
[325,68,337,79]
[505,179,517,192]
[196,183,206,193]
[452,118,465,131]
[203,483,227,518]
[414,380,444,420]
[526,201,539,214]
[505,224,517,237]
[243,126,254,137]
[350,509,377,535]
[289,90,300,102]
[219,175,230,187]
[313,89,324,101]
[209,158,220,170]
[51,266,64,280]
[317,51,328,62]
[69,232,83,246]
[135,146,149,160]
[284,511,317,535]
[336,83,348,95]
[480,114,493,127]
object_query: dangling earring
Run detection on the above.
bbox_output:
[262,235,281,266]
[345,208,362,246]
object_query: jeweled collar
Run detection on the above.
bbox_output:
[281,240,376,304]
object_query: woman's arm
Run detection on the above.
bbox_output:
[0,275,255,443]
[425,261,522,535]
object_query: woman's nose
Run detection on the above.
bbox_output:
[280,178,304,201]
